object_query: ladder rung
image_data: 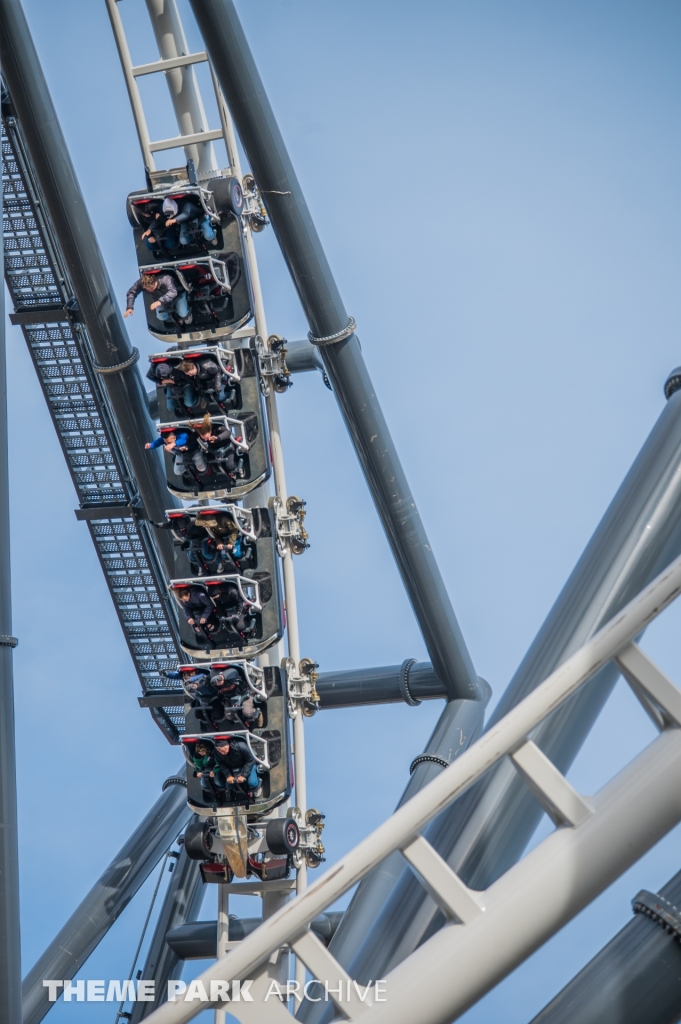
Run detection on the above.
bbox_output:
[149,128,224,153]
[291,929,370,1019]
[401,835,483,923]
[132,52,208,77]
[510,739,593,827]
[616,643,681,728]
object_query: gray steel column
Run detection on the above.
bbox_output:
[129,843,204,1023]
[144,0,216,174]
[0,0,175,573]
[529,869,681,1024]
[189,0,481,704]
[0,66,21,1024]
[316,661,448,708]
[22,776,191,1024]
[307,384,681,1010]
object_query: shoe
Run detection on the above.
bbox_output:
[181,314,194,325]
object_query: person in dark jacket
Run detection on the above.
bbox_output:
[138,201,179,252]
[155,514,209,575]
[176,586,217,635]
[163,196,217,247]
[189,740,226,798]
[124,272,191,325]
[213,736,259,793]
[195,415,244,481]
[178,357,234,407]
[145,430,208,478]
[211,669,260,728]
[198,514,253,572]
[146,360,201,416]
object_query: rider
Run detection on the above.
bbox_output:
[176,357,235,408]
[213,736,259,795]
[155,514,211,576]
[146,360,203,416]
[212,669,261,728]
[195,414,244,481]
[198,515,250,572]
[145,429,208,480]
[163,195,217,248]
[124,272,192,327]
[176,585,217,636]
[189,740,226,800]
[138,200,178,252]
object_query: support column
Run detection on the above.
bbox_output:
[189,0,482,705]
[144,0,217,174]
[215,886,229,1024]
[22,776,191,1024]
[129,845,204,1024]
[0,59,22,1021]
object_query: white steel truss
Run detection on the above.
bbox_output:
[143,550,681,1024]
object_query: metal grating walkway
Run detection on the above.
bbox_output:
[1,113,184,742]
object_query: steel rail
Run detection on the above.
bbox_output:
[189,0,482,705]
[22,775,191,1024]
[142,549,681,1023]
[1,103,182,741]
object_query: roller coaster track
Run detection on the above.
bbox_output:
[1,113,184,743]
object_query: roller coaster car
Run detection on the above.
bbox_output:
[176,659,268,702]
[182,665,290,815]
[149,344,262,424]
[127,175,252,340]
[169,568,284,660]
[137,257,249,343]
[166,503,273,579]
[149,345,238,420]
[156,410,271,501]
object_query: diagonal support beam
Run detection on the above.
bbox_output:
[189,0,483,703]
[510,740,593,827]
[292,930,371,1020]
[616,643,681,727]
[401,836,484,923]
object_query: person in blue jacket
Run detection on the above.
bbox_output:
[145,430,207,478]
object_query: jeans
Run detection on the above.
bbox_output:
[179,215,216,246]
[199,770,226,795]
[224,764,259,791]
[155,291,189,322]
[165,383,199,415]
[173,449,207,476]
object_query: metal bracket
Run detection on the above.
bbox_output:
[241,173,269,232]
[633,889,681,940]
[0,636,18,649]
[285,656,319,717]
[399,657,421,706]
[91,347,140,375]
[253,333,292,397]
[410,754,450,775]
[308,316,356,348]
[273,494,309,557]
[287,806,326,868]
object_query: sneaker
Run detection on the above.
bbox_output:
[181,313,194,325]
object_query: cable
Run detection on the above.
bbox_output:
[113,846,172,1023]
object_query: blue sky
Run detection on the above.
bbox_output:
[6,1,681,1022]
